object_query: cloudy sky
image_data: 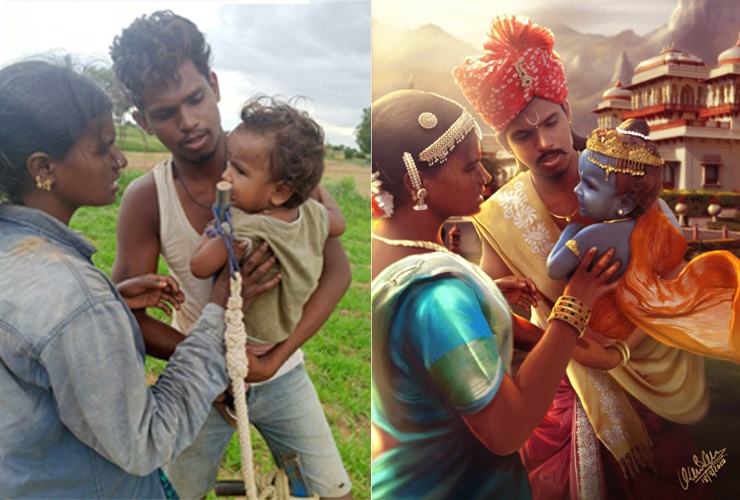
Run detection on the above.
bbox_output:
[0,0,370,148]
[373,0,679,45]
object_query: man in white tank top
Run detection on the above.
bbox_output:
[110,11,353,499]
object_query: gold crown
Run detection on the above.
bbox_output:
[586,132,664,177]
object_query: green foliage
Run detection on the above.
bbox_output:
[82,65,130,126]
[325,144,368,166]
[69,167,370,500]
[354,107,370,154]
[116,123,169,153]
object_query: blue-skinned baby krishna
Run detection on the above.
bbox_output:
[547,119,740,363]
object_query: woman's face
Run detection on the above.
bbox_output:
[574,150,624,221]
[424,133,492,218]
[51,112,127,215]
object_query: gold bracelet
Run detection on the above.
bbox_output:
[548,296,591,338]
[556,295,588,310]
[613,339,631,367]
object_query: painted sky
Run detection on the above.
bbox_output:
[373,0,679,46]
[0,0,371,148]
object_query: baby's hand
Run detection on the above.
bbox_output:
[494,276,541,311]
[116,274,185,315]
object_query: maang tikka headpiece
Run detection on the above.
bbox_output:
[586,128,664,180]
[402,93,482,211]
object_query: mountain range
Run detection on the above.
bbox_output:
[373,0,740,136]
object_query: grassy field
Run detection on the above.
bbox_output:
[70,161,371,499]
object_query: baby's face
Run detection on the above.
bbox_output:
[574,150,622,222]
[222,128,278,213]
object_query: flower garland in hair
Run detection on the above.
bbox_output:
[371,171,394,218]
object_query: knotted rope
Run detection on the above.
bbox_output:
[213,198,259,500]
[212,190,318,500]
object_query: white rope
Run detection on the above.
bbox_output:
[224,273,258,500]
[224,274,320,500]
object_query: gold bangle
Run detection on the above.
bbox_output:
[549,296,591,338]
[551,306,589,327]
[613,339,631,367]
[557,295,588,310]
[548,310,587,338]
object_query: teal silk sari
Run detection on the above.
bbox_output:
[372,252,531,499]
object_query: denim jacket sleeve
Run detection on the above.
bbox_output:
[40,297,228,476]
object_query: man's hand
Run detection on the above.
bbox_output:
[245,350,280,383]
[495,275,541,311]
[116,274,184,315]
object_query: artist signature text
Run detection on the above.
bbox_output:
[678,448,727,490]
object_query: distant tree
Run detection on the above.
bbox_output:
[82,65,131,131]
[354,107,370,154]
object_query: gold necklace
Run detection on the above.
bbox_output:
[546,207,579,223]
[602,217,632,224]
[372,233,452,254]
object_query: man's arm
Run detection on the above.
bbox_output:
[111,174,186,360]
[312,185,346,237]
[246,236,351,381]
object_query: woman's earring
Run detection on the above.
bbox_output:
[617,208,625,216]
[402,152,427,211]
[35,176,52,191]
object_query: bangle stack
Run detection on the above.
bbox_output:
[613,339,631,367]
[548,296,591,338]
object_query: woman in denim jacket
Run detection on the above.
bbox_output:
[0,59,277,498]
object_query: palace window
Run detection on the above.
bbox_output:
[663,161,678,189]
[702,155,722,186]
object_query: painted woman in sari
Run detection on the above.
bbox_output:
[370,88,622,499]
[548,118,740,364]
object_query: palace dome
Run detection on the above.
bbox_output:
[634,45,704,74]
[718,33,740,65]
[602,80,632,100]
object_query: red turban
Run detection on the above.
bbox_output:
[453,15,568,133]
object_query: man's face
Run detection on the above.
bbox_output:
[502,97,576,180]
[135,60,223,165]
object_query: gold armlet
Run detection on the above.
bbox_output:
[565,239,581,259]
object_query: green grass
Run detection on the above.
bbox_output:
[115,123,169,153]
[70,168,370,499]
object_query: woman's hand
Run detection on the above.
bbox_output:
[116,274,184,315]
[495,276,541,311]
[563,247,621,309]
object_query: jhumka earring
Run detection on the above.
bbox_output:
[402,152,427,211]
[35,176,52,191]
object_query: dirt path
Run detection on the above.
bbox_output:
[125,152,368,197]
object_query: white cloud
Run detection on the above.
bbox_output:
[0,1,370,148]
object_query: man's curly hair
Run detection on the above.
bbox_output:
[110,10,212,110]
[238,95,325,209]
